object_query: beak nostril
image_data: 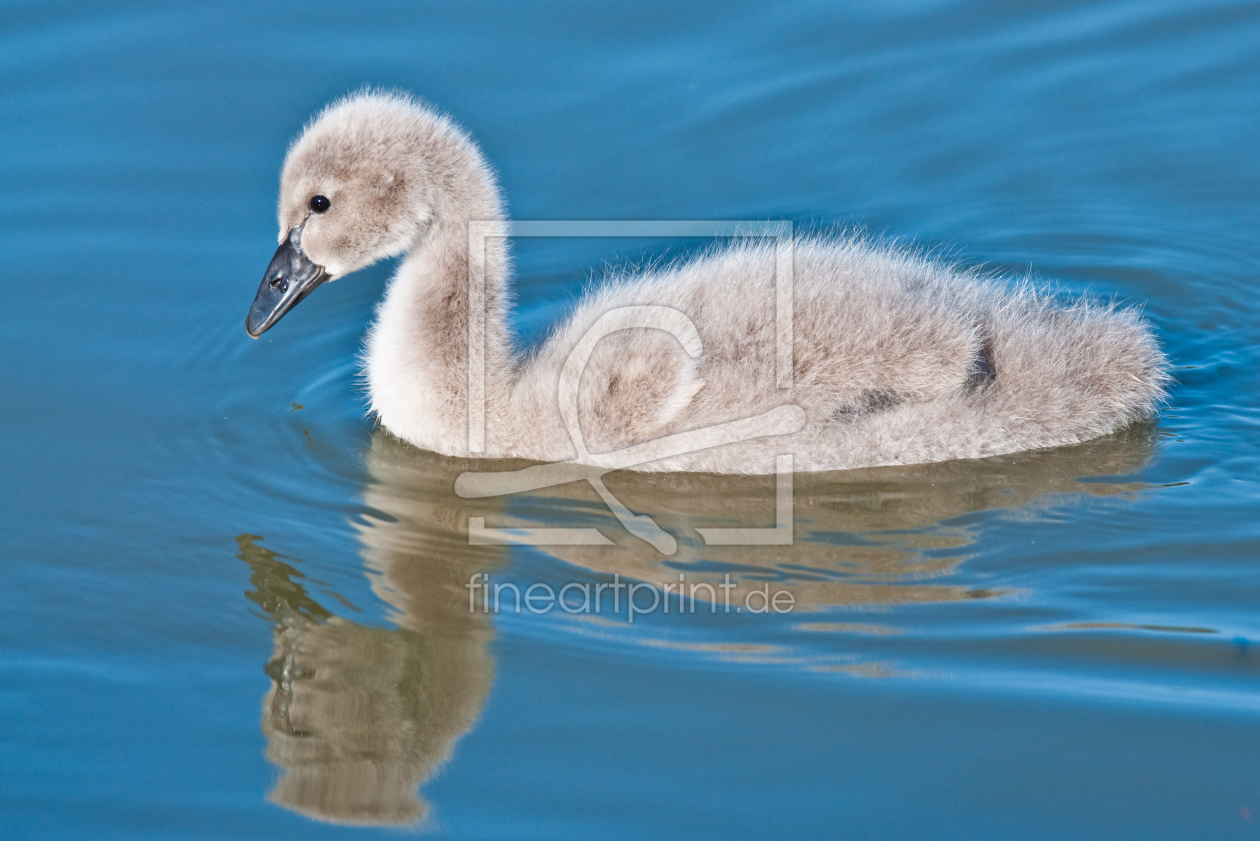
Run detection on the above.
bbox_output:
[248,228,327,337]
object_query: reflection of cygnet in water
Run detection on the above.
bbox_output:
[261,615,466,825]
[240,421,1157,824]
[555,424,1159,609]
[371,422,1158,611]
[237,440,505,826]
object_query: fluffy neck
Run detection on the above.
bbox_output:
[364,134,514,457]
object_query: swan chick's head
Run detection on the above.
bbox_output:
[246,91,447,338]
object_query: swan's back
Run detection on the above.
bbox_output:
[507,235,1167,473]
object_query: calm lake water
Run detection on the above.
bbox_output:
[4,1,1260,838]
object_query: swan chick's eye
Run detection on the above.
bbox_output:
[309,195,331,213]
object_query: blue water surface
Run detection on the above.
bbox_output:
[3,1,1260,839]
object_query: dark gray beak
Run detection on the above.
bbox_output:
[245,226,330,338]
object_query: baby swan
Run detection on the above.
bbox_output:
[245,91,1168,474]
